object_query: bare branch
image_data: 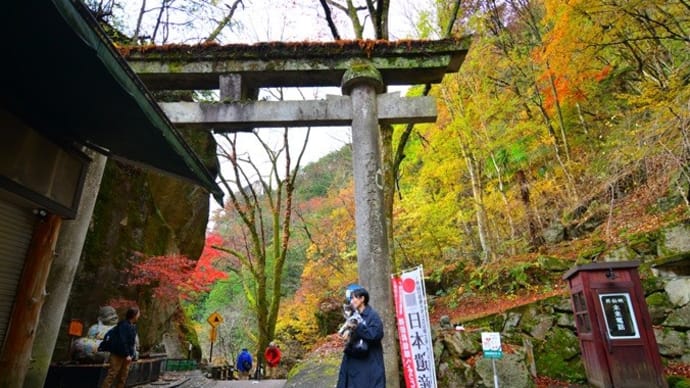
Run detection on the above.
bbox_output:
[319,0,341,40]
[205,0,244,42]
[133,0,147,43]
[445,0,462,38]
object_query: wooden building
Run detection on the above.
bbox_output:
[0,1,222,386]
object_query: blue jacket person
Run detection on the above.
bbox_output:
[101,307,140,388]
[236,348,253,380]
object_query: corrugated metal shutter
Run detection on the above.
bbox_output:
[0,200,35,348]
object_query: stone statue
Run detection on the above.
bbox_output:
[71,306,118,363]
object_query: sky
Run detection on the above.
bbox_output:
[221,0,436,43]
[118,0,436,43]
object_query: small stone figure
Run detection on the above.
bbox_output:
[71,306,118,363]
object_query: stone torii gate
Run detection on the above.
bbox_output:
[125,38,468,384]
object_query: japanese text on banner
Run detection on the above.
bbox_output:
[392,266,437,388]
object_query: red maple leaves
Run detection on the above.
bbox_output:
[127,233,228,302]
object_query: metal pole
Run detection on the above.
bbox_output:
[209,340,214,364]
[492,358,499,388]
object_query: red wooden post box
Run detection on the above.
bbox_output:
[563,261,666,388]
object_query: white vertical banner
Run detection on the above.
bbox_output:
[391,265,437,388]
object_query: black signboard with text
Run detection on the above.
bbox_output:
[599,293,639,339]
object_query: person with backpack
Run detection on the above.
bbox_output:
[100,307,140,388]
[236,348,253,380]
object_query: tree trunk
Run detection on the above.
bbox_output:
[0,214,61,388]
[516,170,543,249]
[463,146,492,263]
[490,154,517,253]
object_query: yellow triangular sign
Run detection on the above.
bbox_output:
[207,311,224,327]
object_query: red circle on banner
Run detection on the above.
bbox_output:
[402,278,416,293]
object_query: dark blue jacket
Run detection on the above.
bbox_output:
[111,319,137,358]
[336,305,385,388]
[236,349,253,372]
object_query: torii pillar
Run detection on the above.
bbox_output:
[341,62,397,382]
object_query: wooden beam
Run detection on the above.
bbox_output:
[160,93,437,131]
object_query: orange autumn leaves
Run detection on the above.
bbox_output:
[535,0,614,112]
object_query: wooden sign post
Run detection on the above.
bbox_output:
[207,312,223,363]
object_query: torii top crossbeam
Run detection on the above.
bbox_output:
[122,38,470,94]
[123,39,470,131]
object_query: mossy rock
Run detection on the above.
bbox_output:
[647,291,673,312]
[650,252,690,277]
[471,313,507,333]
[437,357,478,387]
[502,298,560,336]
[625,231,659,255]
[658,223,690,256]
[66,131,216,353]
[537,256,573,272]
[577,240,607,262]
[439,330,482,359]
[534,327,586,383]
[285,350,341,388]
[642,275,667,294]
[601,246,638,262]
[476,353,533,388]
[516,306,542,335]
[646,292,673,325]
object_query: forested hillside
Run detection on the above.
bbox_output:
[196,0,690,377]
[52,1,688,385]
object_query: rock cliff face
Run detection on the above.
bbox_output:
[54,129,218,361]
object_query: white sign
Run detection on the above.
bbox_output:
[392,266,437,388]
[481,332,503,359]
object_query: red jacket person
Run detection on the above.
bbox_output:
[264,342,282,378]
